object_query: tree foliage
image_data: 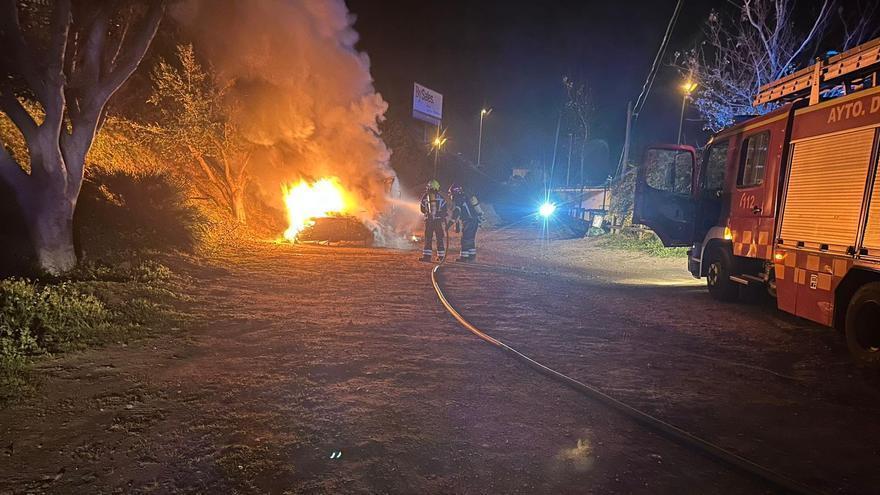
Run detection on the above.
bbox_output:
[678,0,878,132]
[87,115,167,177]
[140,44,253,224]
[558,76,597,185]
[677,0,830,131]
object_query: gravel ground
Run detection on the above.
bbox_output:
[0,225,876,493]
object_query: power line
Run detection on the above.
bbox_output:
[632,0,683,118]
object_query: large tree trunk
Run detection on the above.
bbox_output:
[12,142,84,275]
[26,190,77,275]
[16,126,88,275]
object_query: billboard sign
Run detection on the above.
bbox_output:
[413,82,443,125]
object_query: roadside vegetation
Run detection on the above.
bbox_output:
[0,260,189,403]
[0,16,277,400]
[0,167,200,402]
[596,231,689,258]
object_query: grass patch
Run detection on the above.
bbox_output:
[0,259,188,404]
[596,232,689,258]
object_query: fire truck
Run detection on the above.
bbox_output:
[634,38,880,366]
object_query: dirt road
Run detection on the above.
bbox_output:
[1,227,878,493]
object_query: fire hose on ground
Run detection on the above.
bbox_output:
[430,261,821,495]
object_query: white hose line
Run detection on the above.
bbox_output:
[431,262,820,495]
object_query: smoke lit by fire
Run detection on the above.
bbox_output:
[282,177,352,241]
[176,0,419,242]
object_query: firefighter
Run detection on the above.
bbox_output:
[449,183,484,262]
[419,179,448,262]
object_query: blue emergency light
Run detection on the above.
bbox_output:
[538,202,556,218]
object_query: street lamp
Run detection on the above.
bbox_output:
[477,107,492,166]
[432,132,447,177]
[678,80,698,145]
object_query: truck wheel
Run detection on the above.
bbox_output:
[706,248,739,302]
[845,282,880,368]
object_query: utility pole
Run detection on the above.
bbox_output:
[619,101,633,178]
[566,133,574,186]
[548,111,561,195]
[434,124,440,177]
[579,127,587,186]
[678,80,697,145]
[677,93,687,145]
[477,108,491,166]
[432,126,446,178]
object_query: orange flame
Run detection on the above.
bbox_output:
[281,177,353,241]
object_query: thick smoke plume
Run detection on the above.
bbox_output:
[176,0,398,224]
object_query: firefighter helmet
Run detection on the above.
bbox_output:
[427,179,441,191]
[448,183,464,196]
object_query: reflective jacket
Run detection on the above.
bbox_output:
[451,193,484,223]
[420,191,448,220]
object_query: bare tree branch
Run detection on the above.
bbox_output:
[42,0,72,135]
[189,145,234,206]
[743,0,776,72]
[63,2,165,182]
[107,7,132,72]
[779,0,831,75]
[675,0,841,132]
[0,92,37,142]
[82,8,110,87]
[840,0,880,50]
[236,150,252,185]
[94,1,165,105]
[0,0,46,104]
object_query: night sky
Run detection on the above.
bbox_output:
[346,0,855,182]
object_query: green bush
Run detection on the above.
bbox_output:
[0,279,110,360]
[132,260,173,284]
[1,256,183,402]
[72,259,174,286]
[75,171,204,260]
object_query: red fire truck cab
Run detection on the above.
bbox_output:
[634,39,880,366]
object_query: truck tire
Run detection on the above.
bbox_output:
[706,248,739,302]
[845,282,880,367]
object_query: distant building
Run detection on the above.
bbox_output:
[511,167,530,179]
[552,186,610,212]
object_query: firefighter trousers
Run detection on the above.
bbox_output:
[423,219,446,259]
[460,220,478,259]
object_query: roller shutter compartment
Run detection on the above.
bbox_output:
[780,128,876,253]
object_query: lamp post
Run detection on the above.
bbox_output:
[477,107,492,166]
[678,80,698,145]
[432,133,447,177]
